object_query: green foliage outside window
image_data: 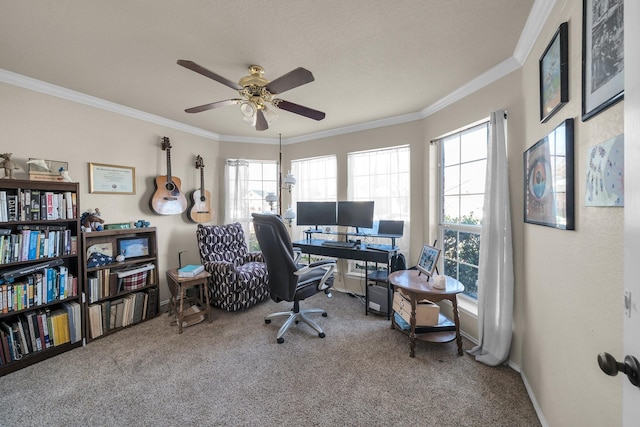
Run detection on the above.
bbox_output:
[443,213,481,299]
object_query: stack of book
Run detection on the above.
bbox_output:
[178,264,204,278]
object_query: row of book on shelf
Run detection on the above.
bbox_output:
[0,189,76,223]
[87,263,155,303]
[88,288,157,339]
[0,301,82,365]
[0,265,78,313]
[0,225,76,265]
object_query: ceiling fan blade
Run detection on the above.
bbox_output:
[273,99,326,121]
[185,99,241,113]
[265,68,314,94]
[255,109,268,131]
[177,60,242,90]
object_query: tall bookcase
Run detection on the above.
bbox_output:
[0,180,83,376]
[81,227,159,343]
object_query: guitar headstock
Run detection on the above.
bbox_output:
[195,155,204,169]
[161,136,172,151]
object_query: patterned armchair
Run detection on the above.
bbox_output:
[196,223,270,311]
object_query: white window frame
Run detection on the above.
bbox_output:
[346,145,410,276]
[437,121,488,304]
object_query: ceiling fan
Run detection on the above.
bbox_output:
[177,60,326,131]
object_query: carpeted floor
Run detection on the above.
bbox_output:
[0,291,540,426]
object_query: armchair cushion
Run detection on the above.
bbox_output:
[197,223,270,311]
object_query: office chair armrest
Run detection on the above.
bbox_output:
[292,247,302,264]
[295,259,336,291]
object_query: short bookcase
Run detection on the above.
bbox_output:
[81,227,159,342]
[0,180,83,376]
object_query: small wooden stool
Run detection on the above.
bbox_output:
[166,268,213,334]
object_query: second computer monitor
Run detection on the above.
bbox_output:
[337,201,374,232]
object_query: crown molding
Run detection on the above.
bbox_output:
[1,0,556,145]
[0,68,223,141]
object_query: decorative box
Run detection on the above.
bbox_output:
[392,290,439,326]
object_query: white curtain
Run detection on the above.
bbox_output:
[468,110,514,366]
[224,159,250,232]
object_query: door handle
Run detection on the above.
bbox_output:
[598,352,640,388]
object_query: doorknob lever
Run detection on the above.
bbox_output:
[598,352,640,388]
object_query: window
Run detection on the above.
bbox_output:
[290,155,337,240]
[347,145,410,275]
[438,121,488,300]
[225,159,278,251]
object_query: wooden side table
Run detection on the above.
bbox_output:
[388,269,465,357]
[166,268,213,334]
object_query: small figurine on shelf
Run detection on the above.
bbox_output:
[81,208,105,232]
[0,153,19,179]
[135,219,151,228]
[58,167,73,182]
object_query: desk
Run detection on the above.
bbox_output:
[292,238,397,318]
[388,270,464,357]
[166,268,213,334]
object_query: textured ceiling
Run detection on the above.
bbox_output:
[0,0,539,141]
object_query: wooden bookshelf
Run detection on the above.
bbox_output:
[0,180,83,376]
[81,227,159,342]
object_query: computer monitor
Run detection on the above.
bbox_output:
[377,220,404,237]
[296,201,337,229]
[337,201,374,233]
[416,244,441,277]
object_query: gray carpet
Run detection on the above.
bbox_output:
[0,291,540,426]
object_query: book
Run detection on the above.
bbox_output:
[6,194,18,221]
[178,264,204,277]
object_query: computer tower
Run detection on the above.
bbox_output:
[367,283,392,315]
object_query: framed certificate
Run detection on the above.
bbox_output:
[89,163,136,194]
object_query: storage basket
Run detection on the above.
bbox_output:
[121,270,148,291]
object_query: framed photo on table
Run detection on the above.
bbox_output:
[540,22,568,123]
[581,0,624,121]
[524,118,575,230]
[417,244,441,277]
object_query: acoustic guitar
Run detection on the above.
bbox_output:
[187,155,214,223]
[150,137,187,215]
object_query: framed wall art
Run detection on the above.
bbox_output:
[582,0,624,121]
[89,162,136,194]
[524,118,575,230]
[540,22,569,123]
[585,133,624,207]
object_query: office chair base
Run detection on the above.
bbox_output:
[265,308,328,343]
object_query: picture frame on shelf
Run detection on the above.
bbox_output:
[581,0,624,121]
[540,22,569,123]
[524,118,575,230]
[89,162,136,195]
[117,237,150,259]
[416,244,440,277]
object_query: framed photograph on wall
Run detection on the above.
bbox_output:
[540,22,569,123]
[524,118,575,230]
[582,0,624,121]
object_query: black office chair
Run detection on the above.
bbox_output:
[252,213,336,343]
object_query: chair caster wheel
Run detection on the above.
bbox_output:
[319,332,326,338]
[265,319,271,324]
[322,313,328,317]
[295,320,299,324]
[277,337,284,344]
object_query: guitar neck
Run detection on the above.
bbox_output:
[166,147,173,183]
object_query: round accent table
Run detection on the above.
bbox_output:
[388,269,465,358]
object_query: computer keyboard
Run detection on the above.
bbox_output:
[321,240,356,248]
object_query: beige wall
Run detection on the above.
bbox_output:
[0,0,624,423]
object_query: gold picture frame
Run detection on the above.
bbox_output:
[89,162,136,194]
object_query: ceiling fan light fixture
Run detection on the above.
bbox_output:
[240,100,257,118]
[262,105,279,124]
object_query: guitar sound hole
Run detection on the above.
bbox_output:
[165,182,176,192]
